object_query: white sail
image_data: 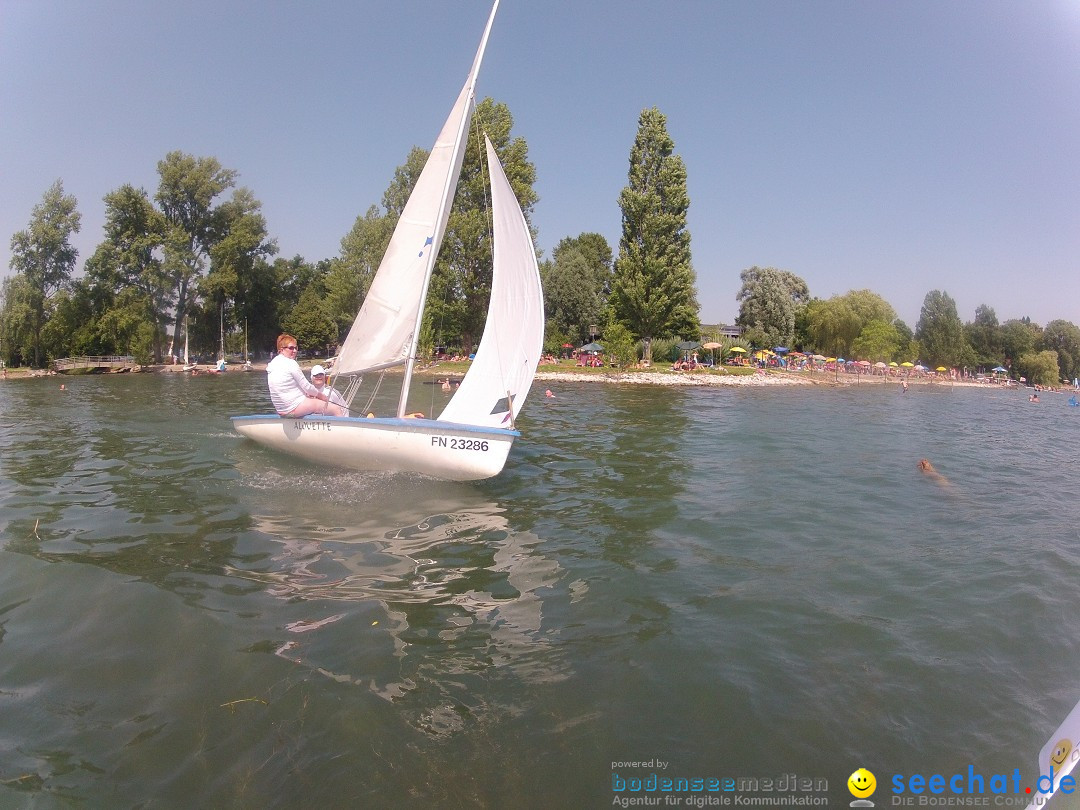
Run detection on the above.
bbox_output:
[334,2,498,381]
[334,81,474,377]
[438,137,544,428]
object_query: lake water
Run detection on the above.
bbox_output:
[1,372,1078,809]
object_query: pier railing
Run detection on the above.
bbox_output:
[53,356,137,373]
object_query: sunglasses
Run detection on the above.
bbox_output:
[283,345,298,351]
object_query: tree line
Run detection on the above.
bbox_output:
[4,100,1074,387]
[733,266,1080,387]
[2,101,699,371]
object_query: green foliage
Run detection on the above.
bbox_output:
[541,233,612,344]
[611,107,698,364]
[331,205,394,339]
[804,297,859,358]
[1000,318,1040,366]
[156,152,237,347]
[0,275,34,366]
[282,283,337,355]
[801,290,897,359]
[426,98,538,353]
[87,184,170,360]
[850,319,900,362]
[1017,350,1060,387]
[206,185,277,350]
[963,304,1002,367]
[602,322,637,368]
[8,180,81,366]
[735,267,808,349]
[915,290,965,367]
[1039,320,1080,382]
[841,289,896,327]
[649,337,679,364]
[543,323,576,357]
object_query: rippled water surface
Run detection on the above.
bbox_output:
[1,373,1078,808]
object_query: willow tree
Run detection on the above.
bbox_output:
[611,107,698,364]
[8,180,81,366]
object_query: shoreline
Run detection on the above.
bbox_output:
[3,361,1028,391]
[533,369,1004,389]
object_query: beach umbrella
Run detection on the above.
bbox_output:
[888,361,898,367]
[900,362,914,367]
[874,361,887,368]
[729,347,747,353]
[702,342,722,350]
[992,366,1007,373]
[936,366,947,372]
[773,347,788,354]
[813,354,826,361]
[579,342,603,352]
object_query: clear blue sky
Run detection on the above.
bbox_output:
[2,0,1078,329]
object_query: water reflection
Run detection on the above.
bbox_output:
[233,470,568,736]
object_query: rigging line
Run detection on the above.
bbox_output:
[362,371,385,416]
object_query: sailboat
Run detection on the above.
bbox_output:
[231,0,544,482]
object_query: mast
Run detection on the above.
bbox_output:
[395,0,500,418]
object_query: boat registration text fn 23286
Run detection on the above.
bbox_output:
[431,436,489,452]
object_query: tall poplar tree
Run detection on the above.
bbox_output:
[611,107,698,365]
[8,180,81,367]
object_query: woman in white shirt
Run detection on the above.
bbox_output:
[266,334,345,417]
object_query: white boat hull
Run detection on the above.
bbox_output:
[231,414,518,481]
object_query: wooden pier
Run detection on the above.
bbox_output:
[53,356,138,373]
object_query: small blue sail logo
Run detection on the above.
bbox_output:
[419,235,434,258]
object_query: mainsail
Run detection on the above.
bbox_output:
[334,1,498,395]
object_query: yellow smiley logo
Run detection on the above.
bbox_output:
[848,768,877,798]
[1051,739,1073,771]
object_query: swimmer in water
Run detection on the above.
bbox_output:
[918,458,951,489]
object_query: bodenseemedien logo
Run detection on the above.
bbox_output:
[848,767,877,807]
